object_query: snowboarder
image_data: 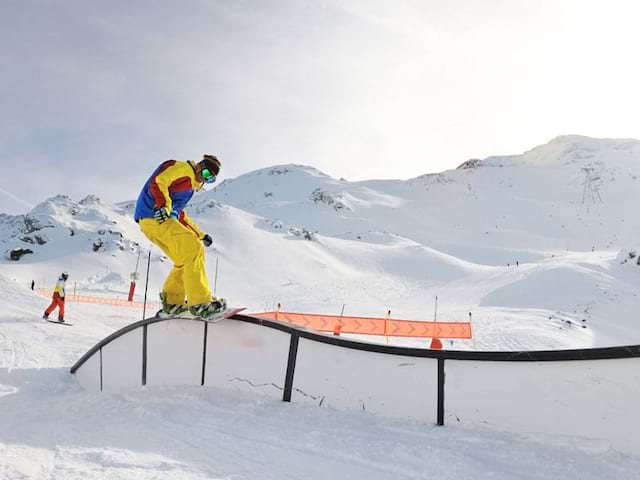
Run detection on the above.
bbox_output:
[43,272,69,322]
[134,154,226,318]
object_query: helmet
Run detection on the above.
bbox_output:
[201,154,221,176]
[60,272,69,280]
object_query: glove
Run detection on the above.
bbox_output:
[153,207,170,224]
[202,234,213,247]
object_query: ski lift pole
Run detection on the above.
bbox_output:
[142,251,151,320]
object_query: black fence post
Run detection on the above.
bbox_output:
[142,324,148,386]
[201,322,209,386]
[283,334,300,402]
[437,358,445,426]
[99,348,103,392]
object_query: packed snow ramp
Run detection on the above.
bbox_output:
[71,314,640,455]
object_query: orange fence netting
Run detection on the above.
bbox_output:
[253,311,472,339]
[38,289,158,310]
[37,288,471,339]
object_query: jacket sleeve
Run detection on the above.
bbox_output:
[149,162,194,212]
[179,210,205,239]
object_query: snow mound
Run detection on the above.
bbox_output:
[88,272,127,285]
[480,265,607,311]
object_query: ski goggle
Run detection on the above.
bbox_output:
[201,167,217,184]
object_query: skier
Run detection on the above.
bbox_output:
[134,154,226,318]
[43,272,69,322]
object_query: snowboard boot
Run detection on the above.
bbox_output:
[42,313,49,320]
[58,317,65,323]
[189,298,227,319]
[158,292,188,317]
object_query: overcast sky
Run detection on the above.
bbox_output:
[2,0,640,214]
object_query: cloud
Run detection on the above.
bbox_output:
[1,0,640,215]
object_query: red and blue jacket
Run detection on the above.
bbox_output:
[134,160,205,238]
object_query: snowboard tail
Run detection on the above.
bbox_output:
[45,319,73,326]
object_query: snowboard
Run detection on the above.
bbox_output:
[45,319,73,326]
[156,307,246,323]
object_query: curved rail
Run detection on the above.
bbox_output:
[69,313,640,455]
[70,313,640,374]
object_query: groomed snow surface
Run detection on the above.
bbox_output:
[1,276,640,479]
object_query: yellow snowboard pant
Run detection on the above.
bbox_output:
[139,218,211,306]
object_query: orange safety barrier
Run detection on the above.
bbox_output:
[37,289,158,310]
[254,311,473,339]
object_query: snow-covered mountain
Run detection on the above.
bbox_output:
[203,135,640,262]
[0,194,148,293]
[1,194,142,258]
[2,135,640,350]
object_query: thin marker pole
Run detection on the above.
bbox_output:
[385,309,391,345]
[434,296,438,322]
[134,248,142,276]
[142,251,151,320]
[469,312,476,349]
[214,257,219,297]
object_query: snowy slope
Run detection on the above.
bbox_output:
[2,274,640,479]
[2,136,640,350]
[3,136,640,478]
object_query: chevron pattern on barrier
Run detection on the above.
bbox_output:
[253,311,473,339]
